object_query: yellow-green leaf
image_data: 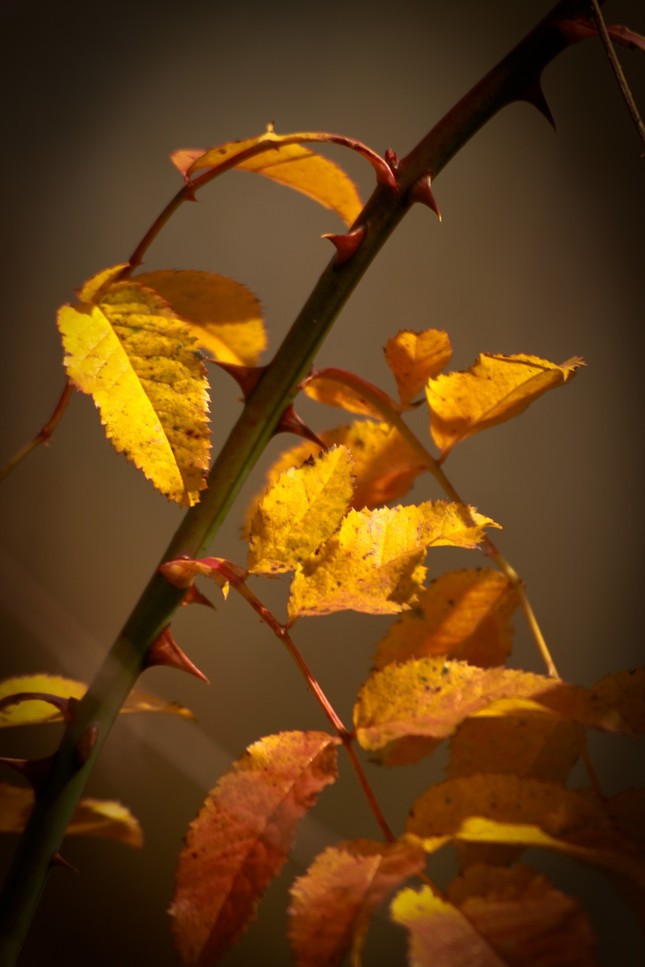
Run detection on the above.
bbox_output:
[0,783,142,847]
[172,129,363,227]
[426,353,583,457]
[134,270,266,366]
[288,839,425,967]
[374,569,518,670]
[170,730,340,965]
[247,445,354,574]
[58,273,210,505]
[384,329,452,405]
[354,658,624,765]
[0,674,193,727]
[406,775,645,886]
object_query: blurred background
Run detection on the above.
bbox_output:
[1,0,643,963]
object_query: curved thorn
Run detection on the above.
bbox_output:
[322,226,367,267]
[274,404,326,448]
[50,852,79,874]
[145,627,209,684]
[181,585,215,609]
[214,362,266,400]
[523,79,556,130]
[408,175,442,221]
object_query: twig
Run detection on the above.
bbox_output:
[589,0,645,148]
[0,381,73,483]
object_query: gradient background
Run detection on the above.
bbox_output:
[1,1,643,964]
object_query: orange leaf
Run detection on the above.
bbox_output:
[374,569,518,670]
[406,775,645,886]
[170,731,339,965]
[288,839,425,967]
[247,445,354,574]
[426,353,583,457]
[58,270,210,505]
[354,658,624,766]
[0,783,142,847]
[0,674,193,727]
[134,270,266,366]
[391,884,506,967]
[591,668,645,731]
[384,329,452,405]
[171,129,364,227]
[302,374,394,420]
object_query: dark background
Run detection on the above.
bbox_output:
[1,1,643,964]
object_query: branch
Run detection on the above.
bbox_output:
[0,1,609,960]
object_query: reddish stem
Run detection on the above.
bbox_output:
[0,381,73,483]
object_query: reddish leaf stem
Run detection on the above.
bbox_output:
[0,381,73,483]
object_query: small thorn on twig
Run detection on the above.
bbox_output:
[181,585,215,609]
[0,755,54,792]
[322,226,366,267]
[51,852,79,874]
[274,404,326,448]
[145,627,209,684]
[522,80,556,130]
[384,148,400,173]
[408,175,442,221]
[214,362,266,400]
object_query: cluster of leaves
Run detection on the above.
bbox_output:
[2,30,645,960]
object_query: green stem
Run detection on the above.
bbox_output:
[0,1,604,959]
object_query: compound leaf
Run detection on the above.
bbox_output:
[170,730,339,965]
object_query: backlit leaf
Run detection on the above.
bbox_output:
[134,270,266,366]
[172,130,363,226]
[354,658,624,765]
[391,884,506,967]
[287,502,494,622]
[247,446,354,574]
[302,374,394,420]
[170,731,339,965]
[58,272,210,505]
[0,674,193,727]
[426,353,583,457]
[406,774,645,886]
[247,420,426,518]
[288,839,425,967]
[0,783,142,847]
[374,569,518,670]
[384,329,452,405]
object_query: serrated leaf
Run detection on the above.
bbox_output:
[288,839,425,967]
[0,783,142,847]
[391,884,506,967]
[58,272,210,505]
[425,353,583,457]
[170,730,340,965]
[171,130,363,226]
[288,500,494,622]
[374,569,518,670]
[0,674,193,727]
[247,446,354,574]
[134,270,266,366]
[247,421,426,523]
[384,329,452,405]
[354,658,624,766]
[406,774,645,886]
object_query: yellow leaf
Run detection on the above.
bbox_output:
[354,658,624,766]
[302,374,393,420]
[247,421,426,521]
[172,129,363,227]
[384,329,452,405]
[0,783,142,847]
[391,885,507,967]
[58,272,211,505]
[0,674,193,727]
[134,270,266,366]
[426,353,583,457]
[247,445,354,574]
[288,839,425,967]
[407,775,645,886]
[374,569,518,670]
[170,730,340,965]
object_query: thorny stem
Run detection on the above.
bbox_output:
[313,368,560,678]
[0,381,72,484]
[0,1,608,960]
[216,564,395,842]
[589,0,645,148]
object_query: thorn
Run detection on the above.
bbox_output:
[0,755,53,792]
[145,627,209,684]
[214,362,265,400]
[274,404,326,448]
[522,80,556,130]
[51,851,79,874]
[384,148,400,173]
[181,585,215,609]
[322,226,366,267]
[73,723,99,769]
[408,175,442,221]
